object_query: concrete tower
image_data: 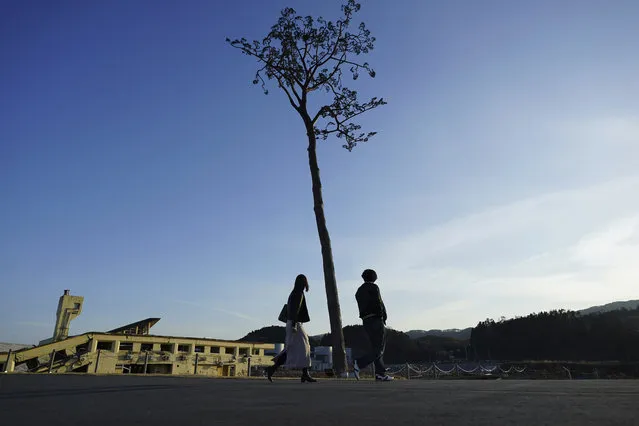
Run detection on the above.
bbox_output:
[51,290,84,342]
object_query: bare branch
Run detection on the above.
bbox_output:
[294,43,308,75]
[308,52,347,93]
[278,78,301,111]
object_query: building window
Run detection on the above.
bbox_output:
[141,343,153,351]
[120,342,134,351]
[194,346,205,353]
[177,344,190,353]
[252,349,260,356]
[239,348,249,356]
[97,342,113,351]
[209,346,220,354]
[160,344,173,352]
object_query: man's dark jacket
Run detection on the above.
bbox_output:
[355,282,387,322]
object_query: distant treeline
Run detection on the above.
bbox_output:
[239,307,639,363]
[239,325,467,364]
[470,307,639,361]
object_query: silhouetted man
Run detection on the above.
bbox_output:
[353,269,393,381]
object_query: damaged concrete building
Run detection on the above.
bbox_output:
[1,290,274,377]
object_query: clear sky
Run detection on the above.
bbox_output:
[1,0,638,344]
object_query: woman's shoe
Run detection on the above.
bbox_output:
[301,367,317,382]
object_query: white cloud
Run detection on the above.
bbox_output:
[334,176,639,330]
[571,216,639,267]
[176,300,259,322]
[210,308,259,322]
[557,116,639,147]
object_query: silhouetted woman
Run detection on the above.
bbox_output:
[266,274,316,383]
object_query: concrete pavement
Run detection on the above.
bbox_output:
[1,375,638,425]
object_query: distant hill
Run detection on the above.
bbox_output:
[471,306,639,361]
[237,299,639,361]
[578,300,639,316]
[237,326,285,343]
[403,300,639,340]
[237,326,322,346]
[237,325,468,363]
[319,325,468,363]
[239,326,473,343]
[406,328,472,340]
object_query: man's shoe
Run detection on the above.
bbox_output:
[266,366,275,382]
[353,360,360,380]
[375,374,394,381]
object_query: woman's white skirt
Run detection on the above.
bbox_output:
[284,320,311,369]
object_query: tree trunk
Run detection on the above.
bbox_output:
[304,121,347,375]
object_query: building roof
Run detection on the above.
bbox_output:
[107,318,161,335]
[92,332,273,346]
[0,342,33,352]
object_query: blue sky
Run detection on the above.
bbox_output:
[1,0,638,344]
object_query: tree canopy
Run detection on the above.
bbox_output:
[227,0,386,150]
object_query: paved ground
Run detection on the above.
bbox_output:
[1,375,638,426]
